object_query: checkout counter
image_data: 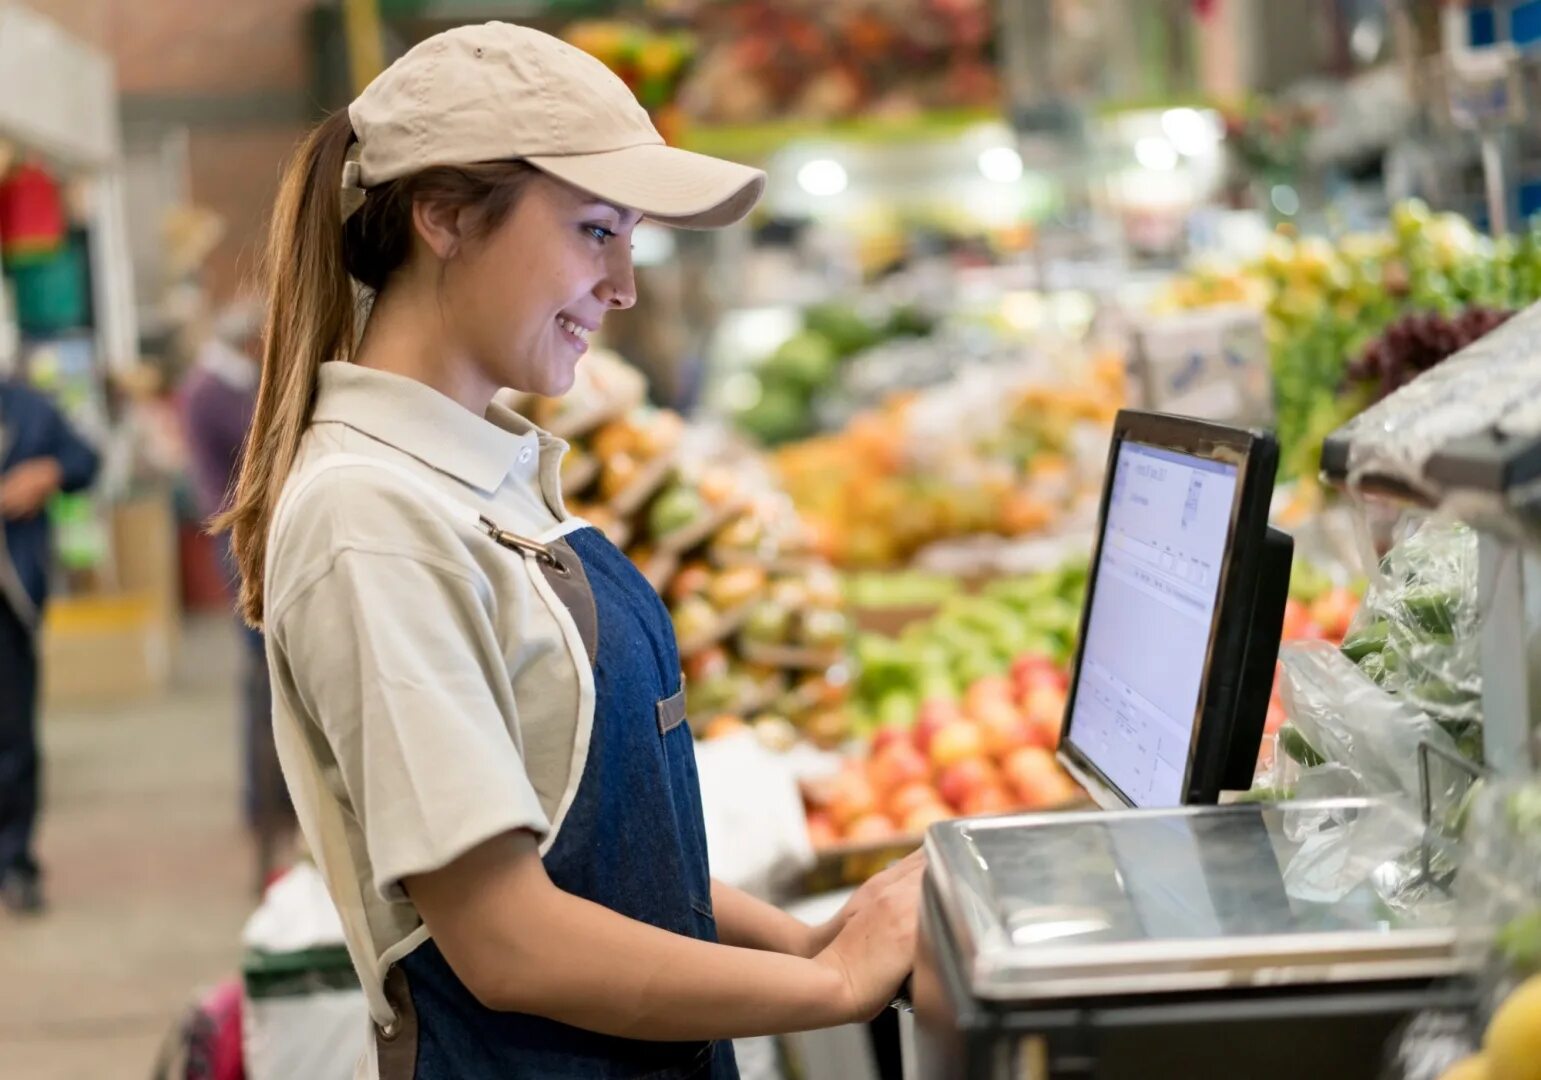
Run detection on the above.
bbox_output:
[905,388,1541,1077]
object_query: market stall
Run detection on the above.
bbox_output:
[0,4,171,706]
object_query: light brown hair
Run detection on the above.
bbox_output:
[212,109,538,626]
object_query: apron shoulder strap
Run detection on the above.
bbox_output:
[265,452,484,1031]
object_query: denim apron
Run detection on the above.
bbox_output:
[389,525,738,1079]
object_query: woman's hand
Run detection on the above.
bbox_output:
[812,851,925,1022]
[806,848,925,958]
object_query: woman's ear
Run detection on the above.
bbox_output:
[411,199,465,261]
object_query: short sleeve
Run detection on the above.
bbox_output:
[273,545,549,902]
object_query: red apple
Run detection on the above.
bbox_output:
[1027,712,1062,750]
[870,725,911,756]
[845,812,898,844]
[1310,588,1359,644]
[1016,664,1070,697]
[806,810,839,849]
[975,700,1033,758]
[888,780,944,821]
[961,784,1014,818]
[1020,770,1080,810]
[1010,653,1058,680]
[964,676,1014,717]
[1281,599,1316,641]
[1023,685,1068,729]
[867,741,931,795]
[937,757,1001,810]
[929,721,987,769]
[913,698,963,754]
[827,771,879,829]
[1002,746,1059,801]
[901,802,954,836]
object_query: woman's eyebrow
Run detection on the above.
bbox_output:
[581,200,643,227]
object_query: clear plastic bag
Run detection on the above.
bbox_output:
[1459,780,1541,982]
[1336,519,1484,762]
[1272,641,1466,802]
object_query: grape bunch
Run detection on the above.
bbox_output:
[1344,307,1515,402]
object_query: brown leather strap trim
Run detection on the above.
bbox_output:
[537,536,599,666]
[375,965,419,1080]
[657,688,688,735]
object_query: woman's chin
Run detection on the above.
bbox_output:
[537,359,579,398]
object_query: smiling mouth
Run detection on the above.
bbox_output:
[557,316,592,340]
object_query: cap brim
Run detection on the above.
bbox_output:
[525,143,765,230]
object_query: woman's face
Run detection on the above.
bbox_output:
[443,174,641,398]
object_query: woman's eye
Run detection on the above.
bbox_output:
[585,225,616,244]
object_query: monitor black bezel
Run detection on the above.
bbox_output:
[1058,409,1279,807]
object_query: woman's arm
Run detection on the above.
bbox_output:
[711,849,927,959]
[405,830,921,1042]
[710,879,818,957]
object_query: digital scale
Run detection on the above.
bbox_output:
[907,411,1482,1079]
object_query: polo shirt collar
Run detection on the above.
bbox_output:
[311,362,547,494]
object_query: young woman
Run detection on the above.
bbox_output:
[216,22,921,1080]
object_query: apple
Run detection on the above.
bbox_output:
[937,758,1002,811]
[964,676,1014,717]
[1309,588,1359,644]
[827,771,878,829]
[1023,685,1068,730]
[1014,664,1069,700]
[1281,598,1321,642]
[929,721,987,769]
[1001,746,1059,800]
[667,562,714,605]
[913,698,963,755]
[974,700,1033,758]
[867,741,931,794]
[1020,770,1080,810]
[806,810,839,849]
[845,812,899,844]
[888,781,943,821]
[1011,653,1061,682]
[870,726,912,757]
[960,784,1014,818]
[1027,712,1062,750]
[901,802,954,836]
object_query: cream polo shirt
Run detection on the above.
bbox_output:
[263,361,598,1034]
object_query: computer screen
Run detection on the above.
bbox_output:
[1065,441,1240,808]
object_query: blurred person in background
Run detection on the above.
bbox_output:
[0,374,100,914]
[178,299,293,886]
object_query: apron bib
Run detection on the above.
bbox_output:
[269,454,735,1080]
[390,526,736,1079]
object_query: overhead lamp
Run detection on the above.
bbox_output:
[1134,136,1179,172]
[978,146,1024,184]
[797,159,848,197]
[1161,108,1219,157]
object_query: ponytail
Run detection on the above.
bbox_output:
[213,109,357,627]
[212,108,539,627]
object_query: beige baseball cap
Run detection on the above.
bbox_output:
[345,22,764,230]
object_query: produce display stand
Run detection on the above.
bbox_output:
[507,352,855,746]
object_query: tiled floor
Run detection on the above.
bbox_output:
[0,617,255,1080]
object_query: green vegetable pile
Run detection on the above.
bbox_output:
[1263,202,1541,481]
[733,301,934,445]
[849,560,1087,734]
